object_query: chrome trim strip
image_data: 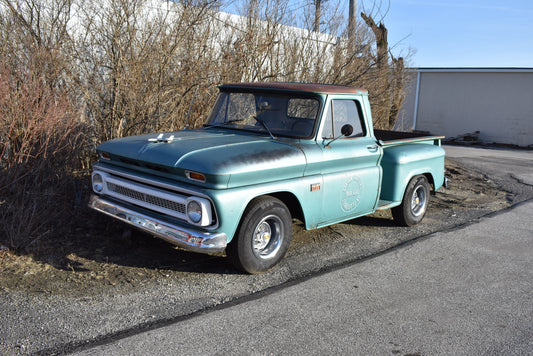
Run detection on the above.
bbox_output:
[94,162,200,195]
[93,163,220,230]
[89,195,227,254]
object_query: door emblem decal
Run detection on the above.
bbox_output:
[341,175,362,212]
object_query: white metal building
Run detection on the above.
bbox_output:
[397,68,533,147]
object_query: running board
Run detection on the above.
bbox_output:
[376,199,400,210]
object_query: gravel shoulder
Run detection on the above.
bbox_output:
[0,150,526,355]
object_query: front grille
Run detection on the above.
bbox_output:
[106,181,186,216]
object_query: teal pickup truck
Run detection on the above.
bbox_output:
[89,82,446,273]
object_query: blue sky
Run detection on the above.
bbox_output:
[224,0,533,68]
[357,0,533,67]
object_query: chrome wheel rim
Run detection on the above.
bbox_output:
[411,185,427,217]
[252,214,283,259]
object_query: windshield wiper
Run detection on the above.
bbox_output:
[203,119,243,129]
[203,123,223,129]
[253,116,276,140]
[204,118,245,128]
[204,116,275,140]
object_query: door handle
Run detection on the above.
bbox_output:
[366,144,379,151]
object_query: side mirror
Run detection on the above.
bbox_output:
[324,124,354,148]
[341,124,353,137]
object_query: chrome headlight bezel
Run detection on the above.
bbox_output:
[92,172,104,193]
[186,197,212,227]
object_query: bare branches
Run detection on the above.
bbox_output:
[0,0,413,248]
[0,0,412,154]
[0,0,412,158]
[360,0,390,24]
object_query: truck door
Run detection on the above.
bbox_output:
[317,98,382,226]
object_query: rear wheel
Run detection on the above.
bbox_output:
[227,196,292,274]
[392,175,430,227]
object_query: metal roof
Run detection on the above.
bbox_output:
[416,67,533,73]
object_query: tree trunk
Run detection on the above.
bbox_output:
[360,12,388,70]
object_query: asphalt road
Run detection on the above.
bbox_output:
[72,145,533,355]
[74,200,533,356]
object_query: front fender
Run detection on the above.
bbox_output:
[208,175,324,243]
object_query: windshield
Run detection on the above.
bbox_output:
[205,91,321,138]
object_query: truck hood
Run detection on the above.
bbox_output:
[97,129,307,188]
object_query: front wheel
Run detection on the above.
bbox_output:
[227,196,292,274]
[392,175,430,227]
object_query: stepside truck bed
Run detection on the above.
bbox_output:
[374,130,446,210]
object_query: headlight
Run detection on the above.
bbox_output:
[92,173,104,193]
[187,200,203,223]
[186,197,213,226]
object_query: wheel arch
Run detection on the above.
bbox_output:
[220,186,309,246]
[422,172,437,193]
[239,191,304,226]
[399,171,438,201]
[267,191,305,223]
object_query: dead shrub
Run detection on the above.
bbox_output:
[0,63,87,250]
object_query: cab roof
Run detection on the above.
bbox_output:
[220,82,368,95]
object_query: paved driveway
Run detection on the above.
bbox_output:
[444,145,533,201]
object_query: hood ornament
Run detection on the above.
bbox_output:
[148,133,175,143]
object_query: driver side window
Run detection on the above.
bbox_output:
[322,99,365,139]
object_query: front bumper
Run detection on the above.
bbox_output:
[89,195,227,253]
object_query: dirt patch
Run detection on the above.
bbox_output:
[0,159,510,297]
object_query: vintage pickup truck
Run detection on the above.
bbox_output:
[89,82,446,273]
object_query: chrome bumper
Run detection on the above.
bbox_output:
[89,195,227,253]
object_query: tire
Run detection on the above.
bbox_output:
[392,175,430,227]
[227,196,292,274]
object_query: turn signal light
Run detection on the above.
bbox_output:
[186,171,206,183]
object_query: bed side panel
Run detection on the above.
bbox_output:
[380,143,445,202]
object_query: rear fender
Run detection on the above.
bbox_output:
[379,144,445,202]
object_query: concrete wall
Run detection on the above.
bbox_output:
[398,69,533,147]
